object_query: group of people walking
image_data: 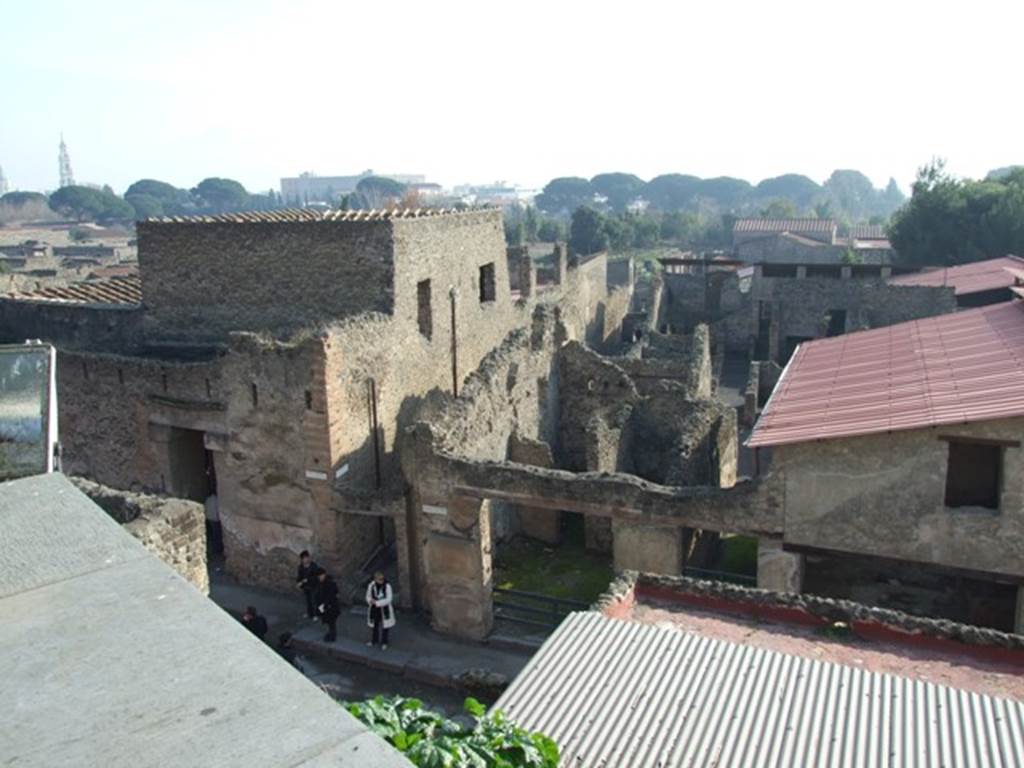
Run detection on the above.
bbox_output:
[296,550,396,647]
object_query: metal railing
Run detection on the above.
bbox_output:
[492,587,590,629]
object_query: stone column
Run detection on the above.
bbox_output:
[757,538,804,593]
[424,496,493,640]
[1015,586,1024,635]
[518,253,536,298]
[553,242,568,285]
[612,520,683,575]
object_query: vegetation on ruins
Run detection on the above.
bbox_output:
[345,695,559,768]
[565,204,731,255]
[889,160,1024,267]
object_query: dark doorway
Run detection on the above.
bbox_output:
[166,427,221,556]
[783,335,813,363]
[825,309,847,337]
[754,301,772,360]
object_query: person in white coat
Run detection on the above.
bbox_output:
[365,571,395,649]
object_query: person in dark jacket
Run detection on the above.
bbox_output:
[241,605,268,641]
[277,632,303,672]
[315,570,340,643]
[295,550,321,620]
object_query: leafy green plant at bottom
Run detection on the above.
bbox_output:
[345,695,559,768]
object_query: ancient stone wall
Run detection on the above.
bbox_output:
[0,301,143,350]
[775,417,1024,579]
[137,218,397,342]
[71,476,209,594]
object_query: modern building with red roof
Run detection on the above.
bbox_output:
[887,254,1024,307]
[747,299,1024,633]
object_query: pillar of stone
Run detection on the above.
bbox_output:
[553,242,568,285]
[796,265,808,279]
[518,253,536,298]
[1015,587,1024,635]
[756,538,804,593]
[424,496,493,640]
[612,520,683,575]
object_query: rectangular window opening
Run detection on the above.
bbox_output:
[417,279,433,338]
[944,440,1001,510]
[825,309,847,337]
[479,263,496,303]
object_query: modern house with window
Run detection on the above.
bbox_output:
[747,299,1024,632]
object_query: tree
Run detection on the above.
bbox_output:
[759,198,798,219]
[346,696,559,768]
[695,177,751,209]
[631,214,661,248]
[535,177,593,215]
[126,193,164,220]
[1,191,48,207]
[823,169,877,221]
[754,174,821,209]
[125,179,193,215]
[504,215,525,246]
[536,218,565,242]
[49,185,132,222]
[523,205,539,241]
[603,214,635,251]
[643,174,702,211]
[354,176,406,208]
[569,206,608,255]
[590,172,645,213]
[192,177,249,213]
[888,160,1024,267]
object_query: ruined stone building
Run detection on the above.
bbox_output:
[747,300,1024,632]
[0,208,633,605]
[732,217,895,265]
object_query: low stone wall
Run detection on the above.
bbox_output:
[71,477,209,594]
[594,571,1024,659]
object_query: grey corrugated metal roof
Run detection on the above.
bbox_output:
[494,612,1024,767]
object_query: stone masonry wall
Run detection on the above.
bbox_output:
[0,301,143,350]
[71,476,209,594]
[776,417,1024,579]
[137,218,397,342]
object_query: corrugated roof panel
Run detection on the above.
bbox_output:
[748,300,1024,447]
[888,255,1024,296]
[734,218,835,235]
[494,612,1024,768]
[8,276,142,306]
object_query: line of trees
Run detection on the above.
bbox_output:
[534,170,906,224]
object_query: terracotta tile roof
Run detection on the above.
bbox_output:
[733,218,835,235]
[147,207,484,224]
[8,276,142,306]
[887,255,1024,296]
[848,224,887,240]
[747,300,1024,447]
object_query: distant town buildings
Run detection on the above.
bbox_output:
[452,182,538,207]
[731,217,894,264]
[280,170,426,204]
[58,134,74,188]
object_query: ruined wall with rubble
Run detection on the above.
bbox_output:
[137,218,397,342]
[775,417,1024,579]
[0,301,143,349]
[71,476,209,593]
[58,348,226,492]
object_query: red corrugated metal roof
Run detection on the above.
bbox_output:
[747,300,1024,447]
[733,218,835,235]
[887,255,1024,296]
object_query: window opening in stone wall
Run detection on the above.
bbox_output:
[304,390,313,410]
[161,372,168,392]
[944,440,1001,509]
[479,263,496,303]
[117,368,124,385]
[251,383,259,408]
[205,378,212,399]
[417,279,433,339]
[825,309,847,337]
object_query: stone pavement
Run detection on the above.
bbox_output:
[210,572,533,696]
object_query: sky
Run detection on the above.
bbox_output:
[2,0,1022,196]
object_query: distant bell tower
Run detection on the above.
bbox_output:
[58,134,75,188]
[0,165,8,195]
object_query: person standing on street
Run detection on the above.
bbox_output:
[295,550,321,620]
[365,571,395,650]
[316,570,340,643]
[241,605,268,642]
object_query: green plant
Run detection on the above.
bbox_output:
[346,695,559,767]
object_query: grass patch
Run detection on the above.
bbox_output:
[493,515,613,604]
[719,534,758,576]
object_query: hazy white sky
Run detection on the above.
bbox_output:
[2,0,1021,195]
